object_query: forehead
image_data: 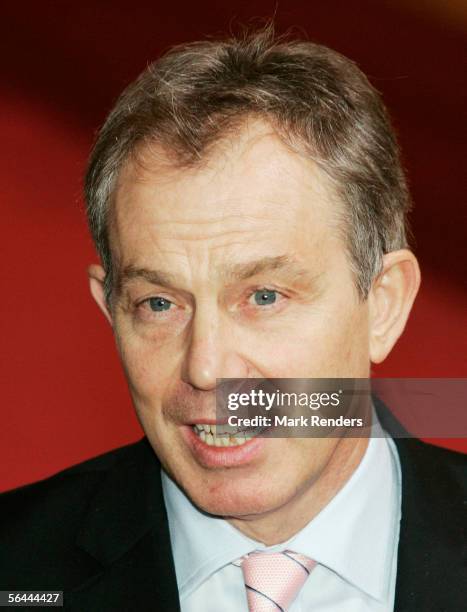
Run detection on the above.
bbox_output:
[109,119,342,269]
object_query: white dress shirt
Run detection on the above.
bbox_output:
[162,415,402,611]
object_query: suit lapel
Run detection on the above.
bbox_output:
[68,439,180,611]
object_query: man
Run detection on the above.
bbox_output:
[1,26,465,612]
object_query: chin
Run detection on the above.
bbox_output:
[183,475,287,519]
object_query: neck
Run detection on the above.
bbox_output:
[227,435,369,545]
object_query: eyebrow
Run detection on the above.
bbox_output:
[116,266,178,294]
[222,255,315,284]
[117,255,317,292]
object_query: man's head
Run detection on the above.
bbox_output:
[85,27,419,532]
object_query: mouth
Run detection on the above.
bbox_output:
[191,423,264,447]
[184,421,268,468]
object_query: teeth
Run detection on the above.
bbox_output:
[192,424,259,447]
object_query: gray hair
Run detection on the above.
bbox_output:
[84,24,411,302]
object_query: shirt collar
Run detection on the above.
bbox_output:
[162,410,401,602]
[280,421,401,602]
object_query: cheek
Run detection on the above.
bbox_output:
[324,304,369,373]
[113,323,175,401]
[253,302,369,377]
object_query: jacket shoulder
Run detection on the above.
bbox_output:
[0,438,148,587]
[1,438,146,503]
[396,438,466,495]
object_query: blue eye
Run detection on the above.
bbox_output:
[148,297,172,312]
[253,289,277,306]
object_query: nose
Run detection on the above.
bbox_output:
[181,301,249,391]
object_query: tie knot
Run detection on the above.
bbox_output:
[240,550,316,611]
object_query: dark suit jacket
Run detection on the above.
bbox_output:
[1,402,465,612]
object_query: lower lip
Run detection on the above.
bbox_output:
[182,426,266,468]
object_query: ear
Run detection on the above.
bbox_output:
[368,249,421,364]
[88,264,113,326]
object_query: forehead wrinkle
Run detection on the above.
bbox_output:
[114,254,320,295]
[219,255,318,284]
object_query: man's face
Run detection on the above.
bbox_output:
[107,120,370,518]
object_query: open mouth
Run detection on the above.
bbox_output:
[192,423,265,447]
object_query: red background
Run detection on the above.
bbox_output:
[2,1,466,492]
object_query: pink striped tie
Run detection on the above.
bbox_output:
[240,550,316,611]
